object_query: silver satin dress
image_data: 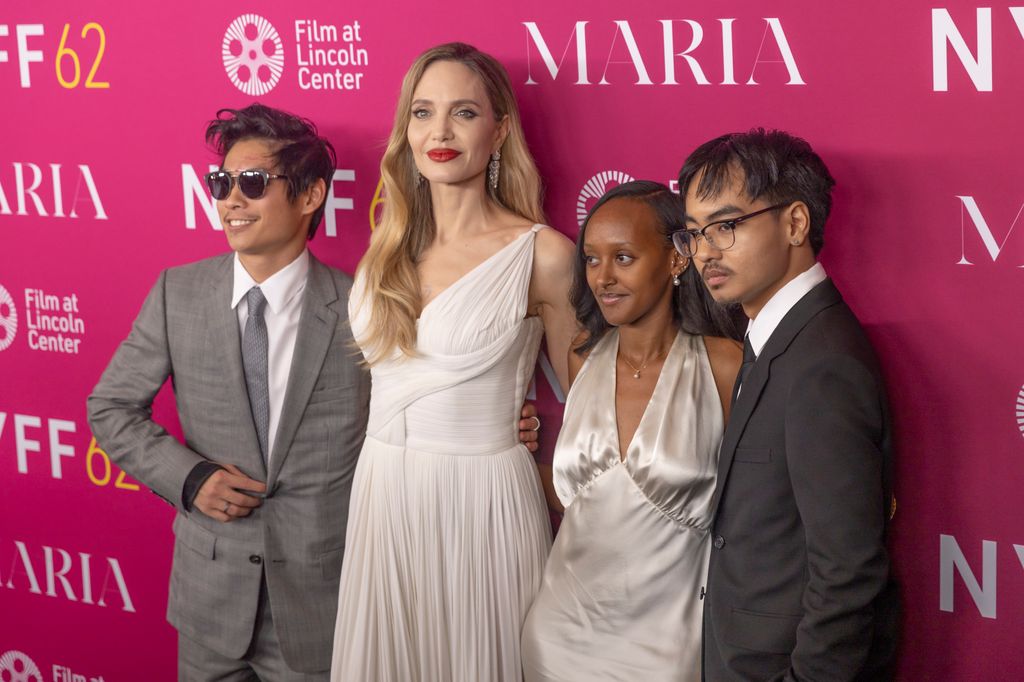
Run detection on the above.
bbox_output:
[521,330,723,681]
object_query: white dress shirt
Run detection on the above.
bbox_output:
[746,262,827,356]
[231,249,309,461]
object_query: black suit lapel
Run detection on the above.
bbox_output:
[709,278,844,518]
[208,255,267,479]
[266,254,339,487]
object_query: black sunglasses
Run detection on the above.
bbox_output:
[205,169,289,200]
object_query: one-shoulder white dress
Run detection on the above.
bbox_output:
[331,225,553,682]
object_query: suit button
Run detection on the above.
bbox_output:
[713,535,725,550]
[249,555,262,564]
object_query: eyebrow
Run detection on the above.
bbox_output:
[582,240,637,249]
[410,98,483,108]
[684,203,746,224]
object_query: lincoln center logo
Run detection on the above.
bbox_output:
[0,283,18,352]
[222,14,285,96]
[577,170,635,227]
[0,650,43,682]
[1017,385,1024,440]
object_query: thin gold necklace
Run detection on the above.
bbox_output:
[619,350,666,379]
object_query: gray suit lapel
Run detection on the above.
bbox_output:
[267,255,338,486]
[208,256,268,480]
[709,278,843,518]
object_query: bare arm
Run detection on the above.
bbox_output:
[529,227,578,395]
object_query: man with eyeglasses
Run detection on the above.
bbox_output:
[675,129,899,681]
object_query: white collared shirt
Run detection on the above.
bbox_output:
[231,249,310,460]
[746,262,828,357]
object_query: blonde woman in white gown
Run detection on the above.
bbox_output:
[330,43,577,682]
[521,181,742,681]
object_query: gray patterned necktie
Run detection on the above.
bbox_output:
[242,286,270,462]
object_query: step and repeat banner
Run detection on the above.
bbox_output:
[2,0,1022,679]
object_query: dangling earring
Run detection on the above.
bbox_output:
[673,274,681,286]
[488,150,501,191]
[416,168,424,185]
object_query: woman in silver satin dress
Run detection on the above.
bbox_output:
[521,181,742,681]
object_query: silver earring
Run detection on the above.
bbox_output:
[673,274,681,286]
[488,150,501,191]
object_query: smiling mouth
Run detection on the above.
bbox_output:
[599,293,627,304]
[226,218,257,228]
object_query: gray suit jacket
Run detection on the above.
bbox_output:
[87,252,370,673]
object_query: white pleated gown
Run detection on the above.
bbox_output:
[331,225,553,682]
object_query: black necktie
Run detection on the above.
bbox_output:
[731,335,756,405]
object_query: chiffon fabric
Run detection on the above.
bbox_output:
[331,224,553,682]
[521,330,722,681]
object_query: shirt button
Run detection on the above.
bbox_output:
[249,555,262,564]
[713,535,725,550]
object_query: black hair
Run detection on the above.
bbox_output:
[571,180,738,355]
[205,103,336,238]
[677,128,835,254]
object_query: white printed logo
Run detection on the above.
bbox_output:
[576,170,635,227]
[0,650,43,682]
[1017,385,1024,440]
[222,14,285,96]
[0,284,18,352]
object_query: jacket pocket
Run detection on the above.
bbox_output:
[725,607,801,654]
[173,516,217,559]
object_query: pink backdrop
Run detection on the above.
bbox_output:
[2,1,1023,679]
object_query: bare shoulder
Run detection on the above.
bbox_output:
[532,225,575,276]
[703,335,742,368]
[701,335,742,417]
[703,335,743,397]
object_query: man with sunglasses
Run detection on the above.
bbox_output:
[87,104,368,680]
[675,129,899,681]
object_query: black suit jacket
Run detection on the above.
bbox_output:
[703,278,899,681]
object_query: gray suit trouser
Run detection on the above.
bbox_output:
[177,575,328,682]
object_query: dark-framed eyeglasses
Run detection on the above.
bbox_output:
[671,203,789,258]
[204,169,289,201]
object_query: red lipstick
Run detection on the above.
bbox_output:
[427,149,461,162]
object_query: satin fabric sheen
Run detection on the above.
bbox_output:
[331,225,553,682]
[522,329,722,681]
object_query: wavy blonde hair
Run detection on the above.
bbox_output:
[355,42,545,364]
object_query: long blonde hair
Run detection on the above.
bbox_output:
[356,42,545,364]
